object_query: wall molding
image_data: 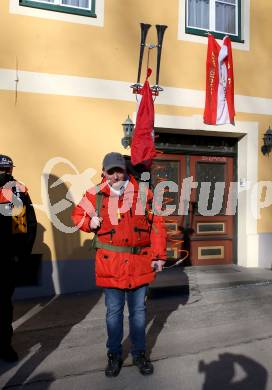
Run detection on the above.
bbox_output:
[1,68,272,116]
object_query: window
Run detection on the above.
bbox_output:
[19,0,96,17]
[186,0,243,42]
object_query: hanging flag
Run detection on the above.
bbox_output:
[204,35,235,125]
[131,68,156,168]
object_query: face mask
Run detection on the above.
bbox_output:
[0,172,13,187]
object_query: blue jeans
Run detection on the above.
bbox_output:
[104,285,148,357]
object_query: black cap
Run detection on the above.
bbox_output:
[0,155,15,168]
[102,152,126,172]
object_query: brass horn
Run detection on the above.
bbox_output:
[131,23,151,91]
[153,24,168,93]
[137,23,152,84]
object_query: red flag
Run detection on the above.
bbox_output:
[204,35,235,125]
[131,69,156,167]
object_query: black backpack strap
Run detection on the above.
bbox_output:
[90,186,103,250]
[95,185,103,218]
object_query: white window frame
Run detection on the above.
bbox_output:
[178,0,250,51]
[29,0,91,11]
[186,0,239,38]
[10,0,104,26]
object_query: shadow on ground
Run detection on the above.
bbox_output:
[122,266,190,359]
[16,372,55,390]
[0,291,102,388]
[199,352,268,390]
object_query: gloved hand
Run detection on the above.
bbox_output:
[90,216,103,230]
[151,259,166,272]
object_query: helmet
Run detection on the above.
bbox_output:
[0,155,15,168]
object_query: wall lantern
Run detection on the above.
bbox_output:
[261,126,272,156]
[121,115,135,149]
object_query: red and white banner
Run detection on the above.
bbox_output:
[204,34,235,125]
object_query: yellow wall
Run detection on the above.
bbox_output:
[1,0,272,263]
[1,1,272,97]
[1,90,137,259]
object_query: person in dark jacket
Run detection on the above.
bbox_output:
[72,152,167,377]
[0,155,37,362]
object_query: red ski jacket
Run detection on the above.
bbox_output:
[72,175,167,289]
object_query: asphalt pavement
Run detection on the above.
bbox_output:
[1,265,272,390]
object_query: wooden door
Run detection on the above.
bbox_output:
[151,154,235,265]
[151,155,187,263]
[189,155,234,265]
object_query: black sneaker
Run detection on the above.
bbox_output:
[0,345,19,363]
[133,352,154,375]
[105,352,123,377]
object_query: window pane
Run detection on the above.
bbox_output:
[61,0,90,8]
[188,0,209,30]
[151,160,180,215]
[215,3,236,34]
[31,0,55,3]
[218,0,236,3]
[196,163,226,214]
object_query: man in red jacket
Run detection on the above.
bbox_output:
[72,152,167,377]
